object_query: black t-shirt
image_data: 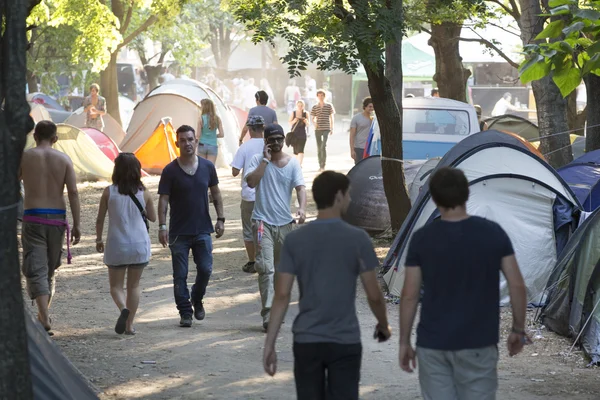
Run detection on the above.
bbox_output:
[158,157,218,236]
[406,216,514,350]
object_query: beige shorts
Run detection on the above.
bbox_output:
[21,214,66,300]
[241,200,255,242]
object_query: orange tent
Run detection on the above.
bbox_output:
[133,118,179,174]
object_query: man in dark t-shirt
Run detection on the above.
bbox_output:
[158,125,226,328]
[399,167,530,400]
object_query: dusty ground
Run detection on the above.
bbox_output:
[27,126,600,399]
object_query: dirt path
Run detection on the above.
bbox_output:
[34,135,599,399]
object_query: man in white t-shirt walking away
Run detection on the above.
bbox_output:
[231,115,266,273]
[349,97,374,164]
[245,124,307,330]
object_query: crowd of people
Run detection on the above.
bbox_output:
[18,73,535,399]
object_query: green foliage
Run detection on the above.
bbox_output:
[520,0,600,97]
[26,0,121,89]
[229,0,403,77]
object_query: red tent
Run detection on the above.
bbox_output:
[82,128,120,162]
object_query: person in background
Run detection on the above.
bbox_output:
[349,97,374,164]
[260,78,277,109]
[243,78,260,111]
[491,92,519,116]
[245,123,306,330]
[263,171,391,400]
[239,90,278,145]
[474,105,489,131]
[158,125,225,328]
[20,120,81,335]
[289,100,309,167]
[95,153,156,335]
[231,115,266,273]
[197,98,225,165]
[399,167,530,400]
[304,75,317,111]
[322,82,333,106]
[83,83,106,131]
[431,88,440,98]
[311,89,335,172]
[284,79,302,115]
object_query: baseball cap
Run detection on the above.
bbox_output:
[264,123,285,138]
[246,115,265,126]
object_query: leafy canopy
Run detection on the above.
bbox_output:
[27,0,121,78]
[229,0,403,76]
[520,0,600,96]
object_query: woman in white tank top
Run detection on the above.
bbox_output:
[95,153,156,335]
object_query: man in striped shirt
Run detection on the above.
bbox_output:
[311,89,335,171]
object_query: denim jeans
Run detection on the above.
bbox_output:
[315,130,330,169]
[169,233,213,316]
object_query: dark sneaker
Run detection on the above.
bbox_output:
[180,314,193,327]
[242,261,257,274]
[193,301,205,321]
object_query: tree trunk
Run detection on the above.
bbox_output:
[520,0,572,167]
[26,69,38,93]
[428,21,470,102]
[584,74,600,152]
[364,63,411,232]
[144,65,162,91]
[385,39,403,107]
[566,90,580,134]
[100,52,122,126]
[531,77,572,167]
[0,0,34,398]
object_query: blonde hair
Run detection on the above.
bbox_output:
[296,100,305,108]
[200,98,219,130]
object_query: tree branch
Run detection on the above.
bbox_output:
[120,2,134,35]
[458,37,519,68]
[117,15,158,50]
[487,0,521,23]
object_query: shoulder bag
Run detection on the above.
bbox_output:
[129,192,150,232]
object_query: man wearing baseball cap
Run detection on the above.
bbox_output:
[231,115,266,273]
[245,123,306,330]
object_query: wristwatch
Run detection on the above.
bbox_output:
[159,224,167,231]
[217,217,226,223]
[262,157,270,164]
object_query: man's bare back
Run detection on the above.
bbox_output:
[21,146,76,210]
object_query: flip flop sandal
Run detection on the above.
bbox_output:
[125,329,136,336]
[115,309,130,334]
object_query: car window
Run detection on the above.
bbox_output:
[404,108,470,135]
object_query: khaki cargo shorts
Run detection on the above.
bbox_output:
[21,214,66,300]
[241,200,255,242]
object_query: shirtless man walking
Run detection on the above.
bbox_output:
[20,120,81,334]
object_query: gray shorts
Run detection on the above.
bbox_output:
[21,214,66,300]
[241,200,255,242]
[197,143,218,157]
[417,345,498,400]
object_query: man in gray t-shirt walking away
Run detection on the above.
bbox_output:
[263,171,391,400]
[349,97,374,164]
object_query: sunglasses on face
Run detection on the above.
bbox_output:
[267,136,284,144]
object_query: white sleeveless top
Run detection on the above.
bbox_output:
[104,185,151,266]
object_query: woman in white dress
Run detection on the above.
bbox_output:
[96,153,156,335]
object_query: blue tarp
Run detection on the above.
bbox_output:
[558,150,600,212]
